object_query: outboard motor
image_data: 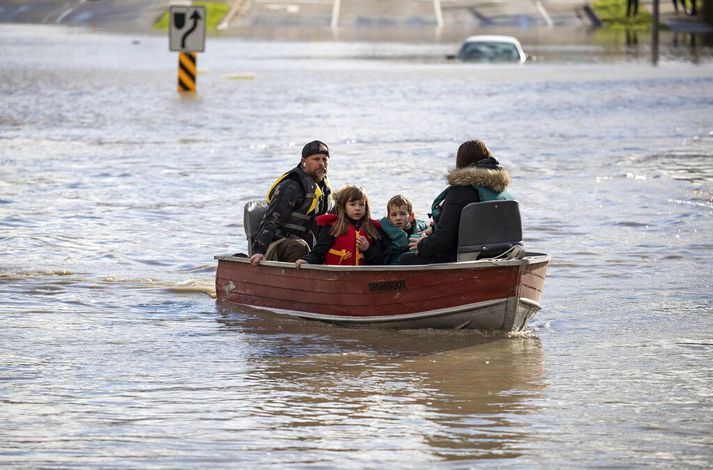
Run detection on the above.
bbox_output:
[457,200,524,261]
[243,200,268,256]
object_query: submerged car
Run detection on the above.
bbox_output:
[448,35,527,63]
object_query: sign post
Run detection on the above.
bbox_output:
[169,5,206,93]
[652,0,660,66]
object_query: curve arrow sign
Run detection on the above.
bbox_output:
[181,10,202,49]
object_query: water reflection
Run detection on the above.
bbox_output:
[673,31,698,49]
[217,306,545,462]
[590,27,713,64]
[626,29,640,47]
[415,340,545,460]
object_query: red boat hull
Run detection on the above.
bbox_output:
[215,254,549,332]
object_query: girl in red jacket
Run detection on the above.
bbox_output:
[296,185,389,266]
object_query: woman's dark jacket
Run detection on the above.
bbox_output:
[411,165,512,264]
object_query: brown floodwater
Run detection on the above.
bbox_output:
[1,23,712,468]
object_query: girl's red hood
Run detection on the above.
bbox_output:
[316,213,338,226]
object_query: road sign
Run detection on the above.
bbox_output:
[169,6,206,52]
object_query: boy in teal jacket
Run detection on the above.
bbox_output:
[379,195,430,264]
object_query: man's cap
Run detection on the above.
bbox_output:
[302,140,329,159]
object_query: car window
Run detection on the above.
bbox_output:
[459,42,520,62]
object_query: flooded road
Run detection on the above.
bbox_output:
[1,24,713,468]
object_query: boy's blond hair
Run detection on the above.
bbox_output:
[386,194,413,213]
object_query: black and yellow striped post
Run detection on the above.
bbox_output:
[177,52,197,93]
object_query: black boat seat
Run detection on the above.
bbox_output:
[457,200,523,261]
[244,199,267,256]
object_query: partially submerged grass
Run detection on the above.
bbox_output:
[593,0,660,30]
[154,1,229,31]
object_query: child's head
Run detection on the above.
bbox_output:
[331,185,379,239]
[334,185,371,221]
[386,194,415,230]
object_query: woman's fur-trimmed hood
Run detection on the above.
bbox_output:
[446,166,511,193]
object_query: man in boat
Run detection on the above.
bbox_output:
[249,140,333,266]
[399,139,514,265]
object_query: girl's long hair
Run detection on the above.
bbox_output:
[330,185,380,239]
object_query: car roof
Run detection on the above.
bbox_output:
[463,35,522,45]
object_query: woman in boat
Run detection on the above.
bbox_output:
[399,139,513,265]
[296,185,390,266]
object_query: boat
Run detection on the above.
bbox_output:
[215,199,549,332]
[215,253,549,332]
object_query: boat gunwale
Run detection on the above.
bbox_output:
[214,253,550,272]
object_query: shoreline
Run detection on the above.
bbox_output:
[1,0,711,42]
